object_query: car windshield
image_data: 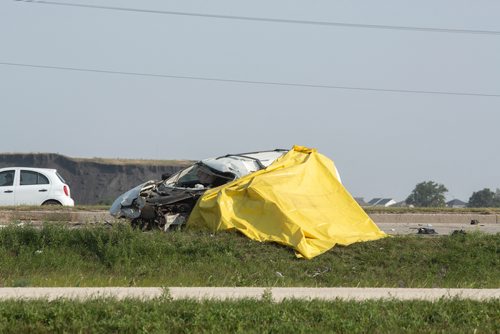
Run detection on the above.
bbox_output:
[165,165,200,188]
[165,164,233,189]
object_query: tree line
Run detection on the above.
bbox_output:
[406,181,500,208]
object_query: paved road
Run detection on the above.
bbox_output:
[2,221,498,235]
[378,222,500,235]
[1,210,499,235]
[1,287,499,301]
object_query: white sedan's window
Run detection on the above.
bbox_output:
[0,170,15,187]
[20,171,49,185]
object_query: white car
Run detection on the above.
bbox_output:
[0,167,75,206]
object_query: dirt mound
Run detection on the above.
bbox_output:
[0,153,191,205]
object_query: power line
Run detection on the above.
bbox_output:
[1,61,499,98]
[14,0,500,36]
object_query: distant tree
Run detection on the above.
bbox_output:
[468,188,500,207]
[406,181,448,207]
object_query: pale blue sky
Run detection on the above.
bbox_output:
[1,0,499,202]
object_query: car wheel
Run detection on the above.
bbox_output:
[42,200,62,206]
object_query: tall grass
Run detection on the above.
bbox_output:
[0,298,498,333]
[0,225,498,287]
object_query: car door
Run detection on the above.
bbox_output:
[16,170,52,205]
[0,169,16,205]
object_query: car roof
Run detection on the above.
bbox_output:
[216,149,288,164]
[0,167,57,173]
[201,149,288,178]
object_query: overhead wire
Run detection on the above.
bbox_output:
[7,2,500,97]
[13,0,500,36]
[1,61,499,97]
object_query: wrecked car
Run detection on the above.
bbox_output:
[111,145,386,259]
[109,150,288,230]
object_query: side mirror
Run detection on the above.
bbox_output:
[161,173,171,180]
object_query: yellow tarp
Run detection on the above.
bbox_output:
[187,145,386,259]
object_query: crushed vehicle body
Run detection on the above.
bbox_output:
[110,146,386,259]
[109,149,288,230]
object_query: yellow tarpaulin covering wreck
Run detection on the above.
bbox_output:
[187,145,386,259]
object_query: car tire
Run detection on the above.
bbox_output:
[42,200,62,206]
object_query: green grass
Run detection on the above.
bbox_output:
[0,225,498,288]
[0,297,498,333]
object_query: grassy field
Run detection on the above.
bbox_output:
[0,297,498,333]
[0,225,498,288]
[1,225,498,332]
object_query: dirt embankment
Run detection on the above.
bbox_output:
[0,153,191,205]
